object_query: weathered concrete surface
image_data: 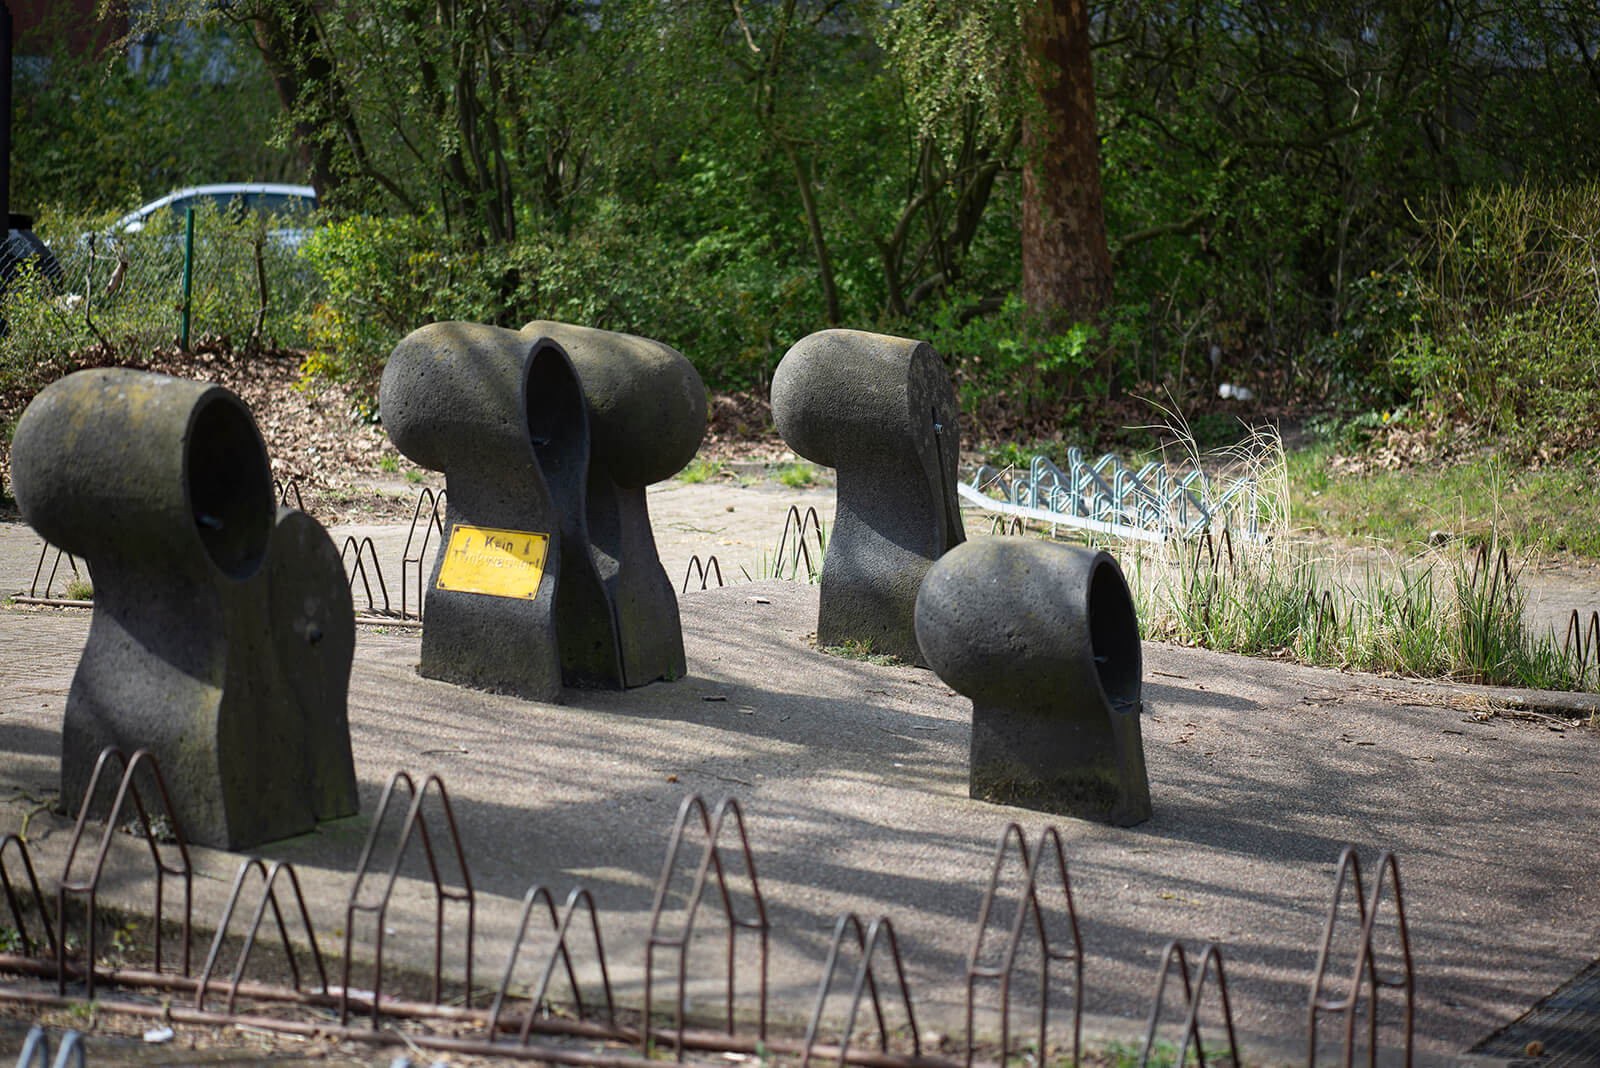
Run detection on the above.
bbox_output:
[772,330,963,663]
[519,320,707,688]
[917,539,1151,826]
[381,324,609,698]
[4,521,1600,1065]
[265,505,359,822]
[6,369,355,849]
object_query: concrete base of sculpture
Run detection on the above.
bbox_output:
[771,329,963,664]
[914,539,1151,826]
[9,369,358,849]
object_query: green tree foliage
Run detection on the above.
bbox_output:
[12,14,290,213]
[1091,0,1600,395]
[886,0,1113,325]
[56,0,1600,447]
[171,0,1031,393]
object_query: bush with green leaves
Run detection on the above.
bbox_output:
[925,293,1100,432]
[298,214,450,394]
[1393,181,1600,460]
[0,262,87,391]
[298,199,830,405]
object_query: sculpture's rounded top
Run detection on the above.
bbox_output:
[770,328,952,469]
[914,538,1141,709]
[381,321,567,473]
[11,367,272,579]
[519,321,706,487]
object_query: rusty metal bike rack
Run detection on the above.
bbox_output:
[1564,609,1600,688]
[0,759,1423,1068]
[341,534,392,618]
[986,516,1025,536]
[965,823,1083,1068]
[400,487,447,621]
[487,884,616,1047]
[340,769,475,1028]
[1191,527,1236,576]
[1139,941,1240,1068]
[17,540,87,605]
[643,794,769,1059]
[682,554,724,593]
[775,505,826,581]
[55,747,192,998]
[802,913,921,1068]
[275,477,306,512]
[195,858,329,1014]
[1307,848,1413,1068]
[1,833,55,957]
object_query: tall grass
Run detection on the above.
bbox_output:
[1114,430,1593,693]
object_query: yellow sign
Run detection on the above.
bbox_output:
[436,524,549,600]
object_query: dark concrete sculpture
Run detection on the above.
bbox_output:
[770,329,963,663]
[519,320,706,687]
[914,539,1151,826]
[8,368,358,849]
[381,322,613,697]
[265,505,359,820]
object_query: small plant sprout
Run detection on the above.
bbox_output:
[678,457,724,484]
[821,638,901,666]
[776,461,818,488]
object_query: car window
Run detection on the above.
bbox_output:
[251,193,315,216]
[210,194,248,223]
[117,186,318,236]
[154,191,314,225]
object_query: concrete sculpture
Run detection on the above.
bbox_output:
[9,368,357,849]
[519,321,706,687]
[914,539,1151,826]
[381,322,610,698]
[770,329,963,663]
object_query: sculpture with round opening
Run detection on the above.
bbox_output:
[914,538,1151,826]
[9,368,356,849]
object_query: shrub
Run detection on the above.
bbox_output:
[298,201,820,404]
[1395,182,1600,459]
[925,293,1099,433]
[298,214,451,395]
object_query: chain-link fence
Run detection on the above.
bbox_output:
[0,203,323,391]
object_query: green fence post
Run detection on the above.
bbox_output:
[180,206,195,351]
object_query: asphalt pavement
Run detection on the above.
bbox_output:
[2,481,1599,1066]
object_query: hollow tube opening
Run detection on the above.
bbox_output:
[187,395,272,579]
[523,341,587,494]
[1088,558,1141,706]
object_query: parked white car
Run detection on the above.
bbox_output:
[111,182,318,249]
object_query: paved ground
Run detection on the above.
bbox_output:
[3,479,1600,1066]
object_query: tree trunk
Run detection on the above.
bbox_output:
[249,6,362,203]
[782,139,841,326]
[1020,0,1112,326]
